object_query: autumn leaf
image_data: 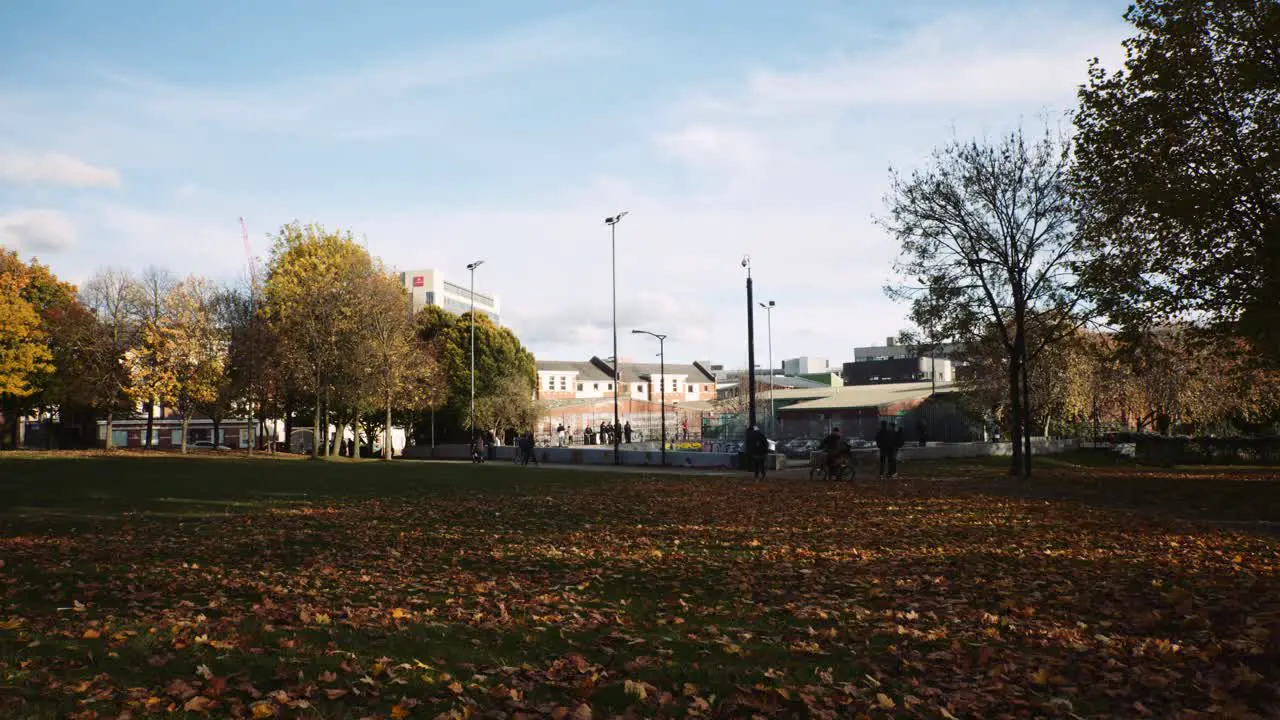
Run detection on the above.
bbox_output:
[875,693,895,710]
[183,696,215,713]
[391,703,411,719]
[250,701,276,719]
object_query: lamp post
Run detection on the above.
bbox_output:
[632,329,667,466]
[760,300,775,434]
[466,260,484,443]
[742,256,757,431]
[605,211,628,465]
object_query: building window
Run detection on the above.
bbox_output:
[559,377,567,390]
[578,383,584,391]
[593,383,599,390]
[671,379,678,391]
[607,383,613,391]
[636,384,643,393]
[546,377,555,390]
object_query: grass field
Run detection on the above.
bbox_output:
[1,452,1278,719]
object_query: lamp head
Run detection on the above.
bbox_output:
[741,255,750,268]
[466,260,485,270]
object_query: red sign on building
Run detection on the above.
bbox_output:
[412,275,424,288]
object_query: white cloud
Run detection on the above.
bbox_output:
[0,209,79,253]
[653,124,766,173]
[0,152,121,188]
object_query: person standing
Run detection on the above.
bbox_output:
[746,425,769,479]
[875,421,892,478]
[917,419,927,447]
[892,423,905,477]
[556,423,565,447]
[623,420,632,444]
[682,417,689,441]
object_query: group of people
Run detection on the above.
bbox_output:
[816,420,911,479]
[575,421,633,446]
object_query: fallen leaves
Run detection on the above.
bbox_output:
[1,458,1279,718]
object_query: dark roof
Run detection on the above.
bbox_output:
[538,358,716,383]
[535,361,612,382]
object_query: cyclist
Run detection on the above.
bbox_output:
[817,427,849,479]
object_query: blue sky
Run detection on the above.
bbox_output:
[0,0,1130,368]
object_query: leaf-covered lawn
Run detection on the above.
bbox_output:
[1,453,1278,719]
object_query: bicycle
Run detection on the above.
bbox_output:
[808,450,855,482]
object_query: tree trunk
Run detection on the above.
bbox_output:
[350,413,359,459]
[144,400,155,450]
[1007,348,1024,478]
[180,410,190,454]
[311,388,321,460]
[105,414,114,450]
[384,396,393,460]
[1021,350,1033,478]
[45,407,54,450]
[212,415,222,450]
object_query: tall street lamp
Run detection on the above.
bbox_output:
[605,211,628,465]
[631,329,667,466]
[466,260,484,443]
[742,256,757,431]
[760,299,775,434]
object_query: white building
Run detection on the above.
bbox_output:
[398,268,500,322]
[781,356,830,375]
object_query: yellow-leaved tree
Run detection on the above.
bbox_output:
[126,276,224,453]
[0,269,53,400]
[262,223,373,459]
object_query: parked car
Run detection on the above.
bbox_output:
[192,440,233,451]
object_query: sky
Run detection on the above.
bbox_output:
[0,0,1130,370]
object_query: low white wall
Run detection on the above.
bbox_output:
[898,437,1079,460]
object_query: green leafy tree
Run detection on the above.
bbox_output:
[415,305,535,439]
[1073,0,1280,361]
[882,128,1084,477]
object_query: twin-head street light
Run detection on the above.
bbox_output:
[466,260,484,442]
[605,212,628,465]
[631,329,667,466]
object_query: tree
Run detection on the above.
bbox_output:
[0,271,51,402]
[0,252,68,448]
[136,267,175,449]
[1073,0,1280,362]
[473,374,540,441]
[125,276,224,453]
[79,268,144,449]
[262,223,374,459]
[361,268,440,459]
[882,128,1083,477]
[415,305,535,438]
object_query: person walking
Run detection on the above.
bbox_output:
[556,423,565,447]
[917,419,927,447]
[875,421,892,478]
[682,417,689,441]
[600,421,608,446]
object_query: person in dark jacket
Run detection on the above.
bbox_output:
[623,421,632,444]
[875,421,892,478]
[746,425,769,479]
[892,423,905,476]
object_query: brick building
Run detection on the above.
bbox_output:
[534,357,717,442]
